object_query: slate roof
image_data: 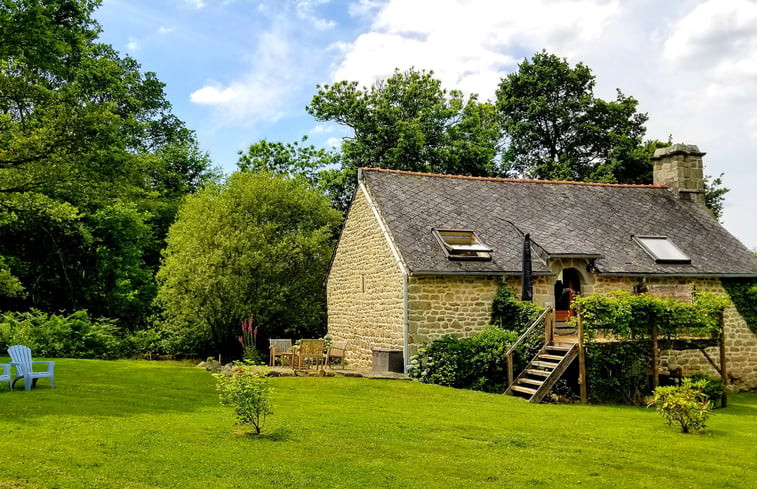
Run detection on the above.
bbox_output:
[361,168,757,277]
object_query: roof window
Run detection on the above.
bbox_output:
[634,236,691,264]
[433,229,492,261]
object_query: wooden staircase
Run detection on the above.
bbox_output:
[505,343,578,403]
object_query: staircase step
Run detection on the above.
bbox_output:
[539,354,566,361]
[546,344,573,352]
[525,369,551,377]
[518,378,544,386]
[510,385,537,395]
[531,360,559,369]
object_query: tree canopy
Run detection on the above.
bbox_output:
[156,171,341,355]
[0,0,218,324]
[496,51,650,183]
[307,68,502,177]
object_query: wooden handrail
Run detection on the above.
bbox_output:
[505,305,552,357]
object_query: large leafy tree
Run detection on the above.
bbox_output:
[496,51,649,183]
[307,68,502,203]
[0,0,217,324]
[156,172,341,355]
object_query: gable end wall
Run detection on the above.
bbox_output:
[326,187,405,370]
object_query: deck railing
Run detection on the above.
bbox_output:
[505,305,554,387]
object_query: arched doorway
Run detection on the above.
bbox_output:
[554,268,582,322]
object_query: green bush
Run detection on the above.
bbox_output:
[688,373,726,408]
[214,368,273,434]
[408,325,518,393]
[647,378,712,433]
[585,341,652,405]
[491,285,543,334]
[0,309,126,359]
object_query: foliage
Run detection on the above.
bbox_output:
[237,137,350,213]
[156,171,341,356]
[496,51,650,183]
[490,284,543,334]
[689,373,726,408]
[408,326,519,393]
[585,341,653,405]
[0,308,125,359]
[214,368,273,434]
[703,173,729,222]
[575,291,729,339]
[0,0,218,328]
[647,378,713,433]
[721,278,757,334]
[306,68,502,208]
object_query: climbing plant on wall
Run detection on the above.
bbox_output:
[721,279,757,335]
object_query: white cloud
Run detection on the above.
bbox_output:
[158,26,175,34]
[183,0,206,9]
[296,0,336,31]
[310,124,335,134]
[126,36,140,51]
[332,0,621,97]
[325,137,342,149]
[189,20,319,125]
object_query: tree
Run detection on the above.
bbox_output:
[307,68,502,200]
[496,51,649,183]
[0,0,217,326]
[237,137,349,211]
[156,172,341,355]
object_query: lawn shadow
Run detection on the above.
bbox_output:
[232,426,292,442]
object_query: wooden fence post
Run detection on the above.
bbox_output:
[507,353,514,387]
[578,308,587,404]
[545,307,554,344]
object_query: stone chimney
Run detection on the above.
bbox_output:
[651,144,706,204]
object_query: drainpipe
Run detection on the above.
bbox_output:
[358,172,410,373]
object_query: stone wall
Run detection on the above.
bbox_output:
[406,275,499,357]
[326,187,405,370]
[592,275,757,390]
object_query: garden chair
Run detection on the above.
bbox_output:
[269,339,295,367]
[8,345,55,391]
[0,363,11,391]
[296,339,325,370]
[325,341,347,369]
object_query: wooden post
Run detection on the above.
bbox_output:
[507,353,514,387]
[577,308,587,403]
[545,307,554,344]
[720,317,728,408]
[652,324,659,389]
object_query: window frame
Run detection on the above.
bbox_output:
[633,235,692,264]
[432,228,493,261]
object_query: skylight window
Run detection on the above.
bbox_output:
[634,236,691,264]
[433,229,492,261]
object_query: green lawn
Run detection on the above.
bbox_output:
[0,359,755,489]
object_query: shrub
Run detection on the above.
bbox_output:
[214,368,273,434]
[647,378,712,433]
[0,309,126,359]
[689,373,726,408]
[585,341,652,405]
[408,326,518,393]
[491,285,543,334]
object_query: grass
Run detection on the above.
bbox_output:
[0,359,755,488]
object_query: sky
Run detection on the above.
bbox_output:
[94,0,757,250]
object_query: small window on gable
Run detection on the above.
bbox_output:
[634,236,691,264]
[433,229,492,261]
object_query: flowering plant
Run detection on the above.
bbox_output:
[238,314,258,360]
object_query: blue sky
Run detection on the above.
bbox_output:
[95,0,757,250]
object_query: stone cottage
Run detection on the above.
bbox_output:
[326,144,757,389]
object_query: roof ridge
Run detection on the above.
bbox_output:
[361,167,667,189]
